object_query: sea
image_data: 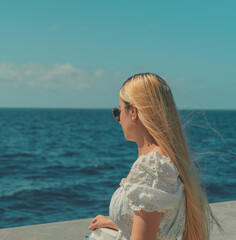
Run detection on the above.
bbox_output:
[0,108,235,229]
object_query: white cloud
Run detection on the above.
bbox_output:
[0,62,105,90]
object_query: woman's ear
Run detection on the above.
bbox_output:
[130,103,138,121]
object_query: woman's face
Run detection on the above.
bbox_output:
[119,98,136,141]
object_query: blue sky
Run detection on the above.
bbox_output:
[0,1,235,109]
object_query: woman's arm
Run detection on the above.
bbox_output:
[88,215,119,231]
[130,209,163,240]
[106,218,119,231]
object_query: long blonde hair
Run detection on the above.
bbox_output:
[119,73,223,240]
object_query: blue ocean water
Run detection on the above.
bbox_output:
[0,108,235,229]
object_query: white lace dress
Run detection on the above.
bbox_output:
[109,151,186,240]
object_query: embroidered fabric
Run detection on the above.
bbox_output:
[109,151,186,240]
[88,228,118,240]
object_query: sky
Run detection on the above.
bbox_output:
[0,0,235,110]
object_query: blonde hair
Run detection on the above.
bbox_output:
[119,73,223,240]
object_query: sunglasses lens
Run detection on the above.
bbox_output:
[112,108,120,122]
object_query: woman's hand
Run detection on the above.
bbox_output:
[88,215,113,231]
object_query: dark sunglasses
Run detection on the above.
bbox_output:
[112,101,131,122]
[112,108,120,122]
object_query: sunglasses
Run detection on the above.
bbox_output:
[112,102,131,122]
[112,108,120,122]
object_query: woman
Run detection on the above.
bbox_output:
[87,73,222,240]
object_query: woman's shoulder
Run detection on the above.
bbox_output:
[122,150,184,212]
[136,150,173,166]
[125,149,180,183]
[134,150,180,178]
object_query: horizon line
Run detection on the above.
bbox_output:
[0,107,235,111]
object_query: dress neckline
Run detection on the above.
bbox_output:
[137,150,169,161]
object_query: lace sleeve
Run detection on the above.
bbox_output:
[122,151,184,213]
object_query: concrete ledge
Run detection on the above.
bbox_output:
[0,200,235,240]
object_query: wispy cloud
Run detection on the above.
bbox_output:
[0,62,105,90]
